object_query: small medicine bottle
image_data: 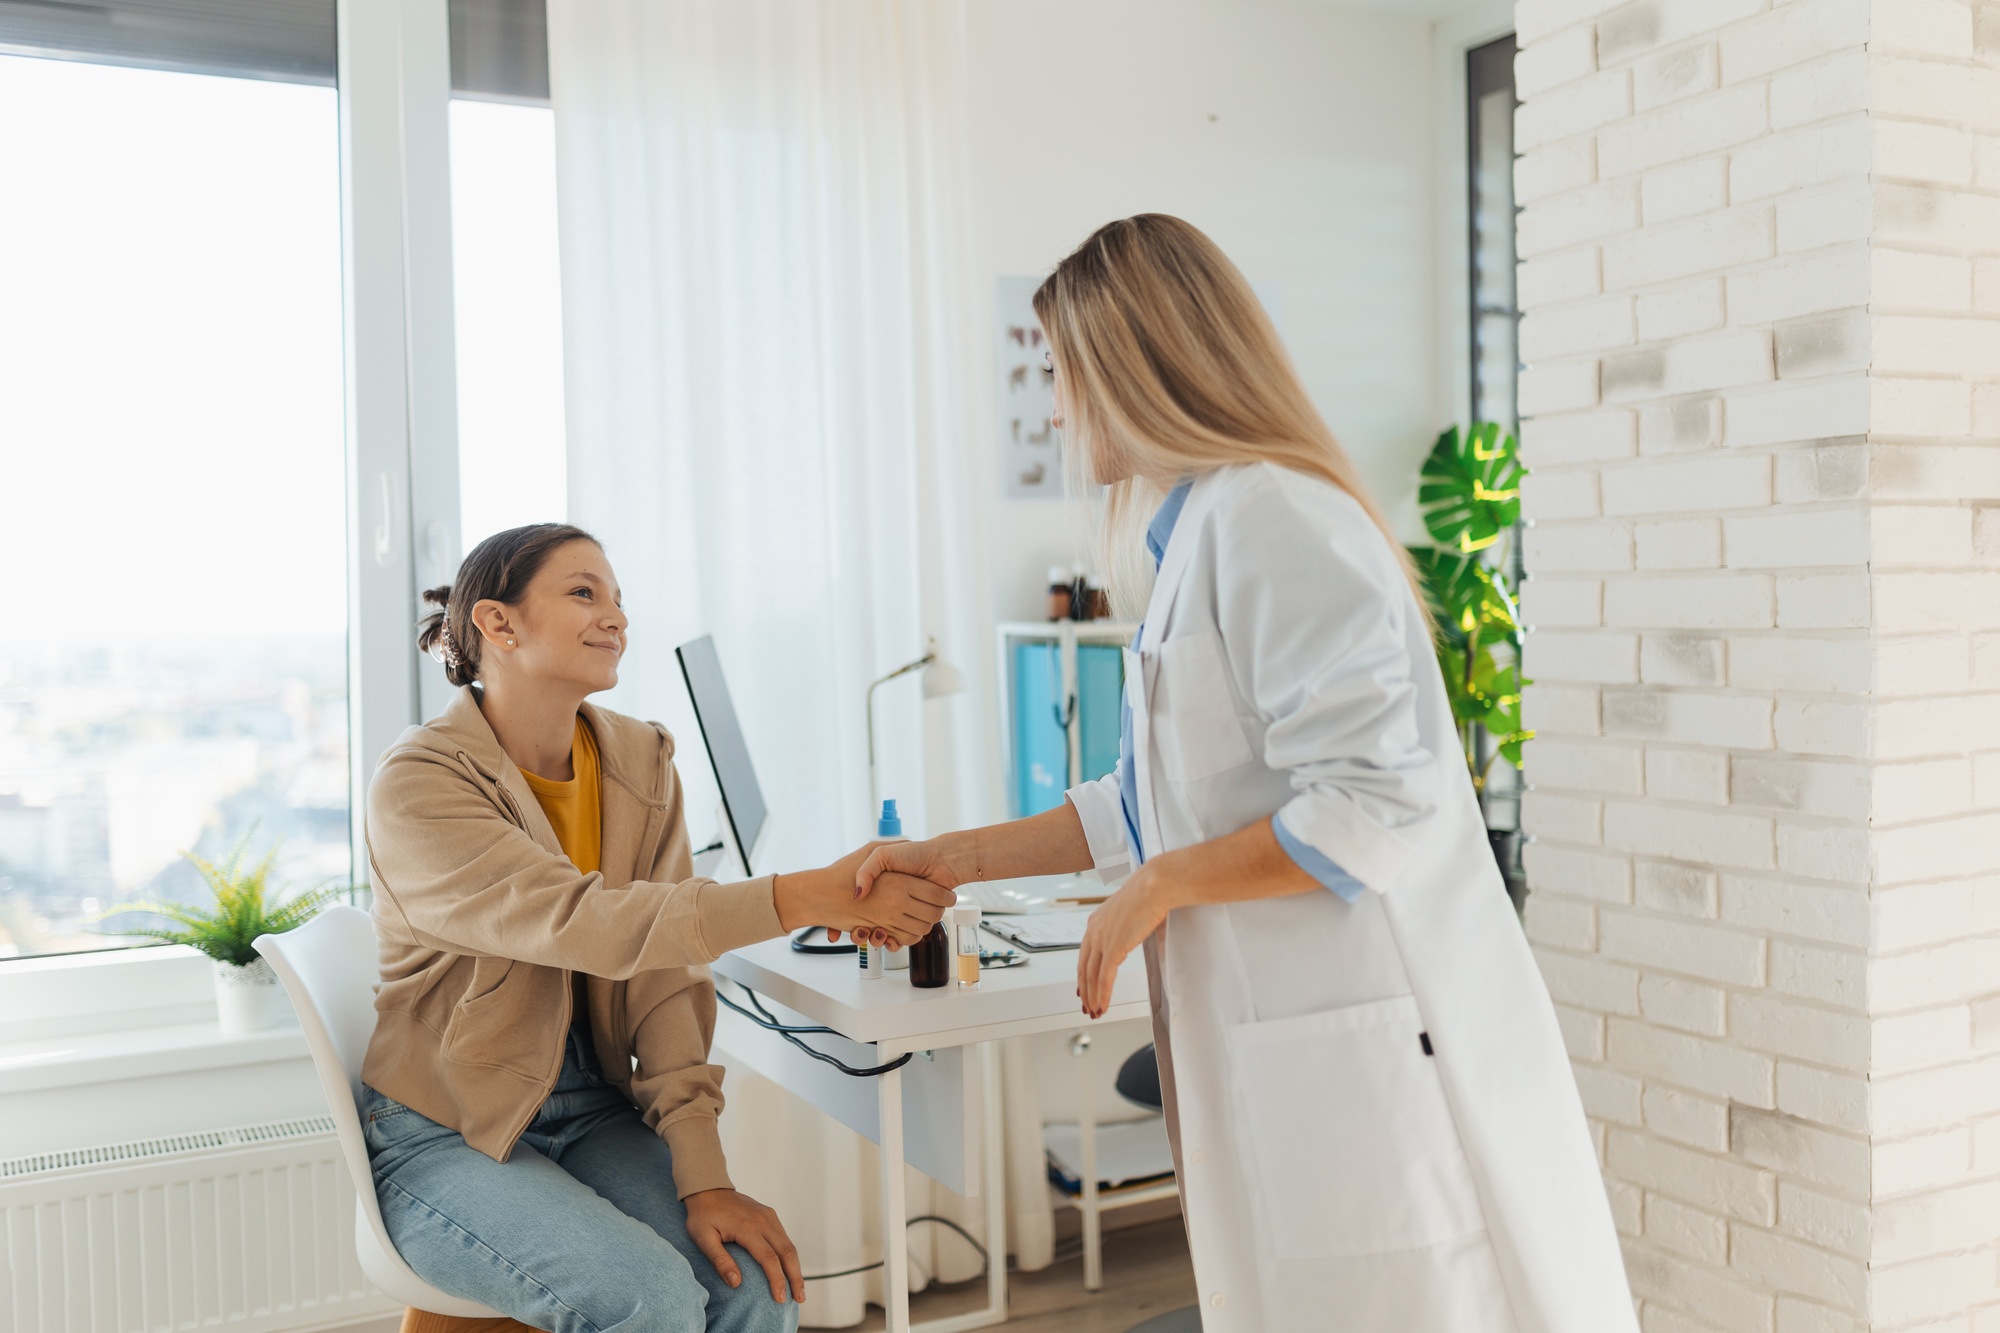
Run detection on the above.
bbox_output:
[909,921,950,988]
[906,822,949,990]
[1047,565,1072,622]
[953,906,983,990]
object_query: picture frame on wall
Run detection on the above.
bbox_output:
[996,274,1062,499]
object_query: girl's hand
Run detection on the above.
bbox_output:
[1077,870,1173,1019]
[685,1187,805,1305]
[849,870,956,947]
[852,837,973,948]
[856,837,969,897]
[776,841,952,948]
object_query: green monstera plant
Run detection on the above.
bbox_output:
[1408,421,1532,798]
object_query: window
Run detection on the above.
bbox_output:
[0,54,349,959]
[0,0,566,967]
[451,97,568,547]
[1467,34,1519,431]
[449,0,566,548]
[1465,34,1523,878]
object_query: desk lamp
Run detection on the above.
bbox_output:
[866,637,965,816]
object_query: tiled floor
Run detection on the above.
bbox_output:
[852,1216,1197,1332]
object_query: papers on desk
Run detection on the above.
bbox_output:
[981,908,1094,952]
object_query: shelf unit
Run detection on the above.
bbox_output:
[995,619,1138,815]
[999,622,1177,1293]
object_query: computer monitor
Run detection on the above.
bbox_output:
[675,635,769,877]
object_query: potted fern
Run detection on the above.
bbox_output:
[1407,421,1532,894]
[100,835,343,1034]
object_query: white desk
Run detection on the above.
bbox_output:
[712,928,1151,1333]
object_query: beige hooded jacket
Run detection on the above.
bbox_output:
[359,686,782,1197]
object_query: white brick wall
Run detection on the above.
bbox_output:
[1514,0,2000,1327]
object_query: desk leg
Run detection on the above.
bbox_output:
[905,1041,1010,1333]
[878,1063,911,1333]
[1078,1035,1103,1292]
[980,1040,1008,1323]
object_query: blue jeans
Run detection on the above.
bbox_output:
[362,1025,797,1333]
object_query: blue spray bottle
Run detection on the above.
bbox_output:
[859,799,903,978]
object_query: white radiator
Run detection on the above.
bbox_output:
[1,1117,400,1333]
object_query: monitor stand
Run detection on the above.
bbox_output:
[693,798,768,882]
[692,799,733,880]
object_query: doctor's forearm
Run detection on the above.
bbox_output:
[934,802,1094,883]
[1146,817,1321,910]
[1073,817,1324,1020]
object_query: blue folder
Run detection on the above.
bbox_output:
[1076,644,1124,785]
[1012,643,1069,816]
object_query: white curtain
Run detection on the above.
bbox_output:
[547,3,1051,1324]
[549,0,990,847]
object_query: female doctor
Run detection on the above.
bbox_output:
[857,215,1636,1331]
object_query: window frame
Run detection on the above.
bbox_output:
[1,0,464,1026]
[1429,0,1516,434]
[1459,26,1525,882]
[1465,32,1520,432]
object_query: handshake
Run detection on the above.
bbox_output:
[770,838,967,949]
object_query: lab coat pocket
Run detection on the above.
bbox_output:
[1229,995,1484,1261]
[1152,632,1254,781]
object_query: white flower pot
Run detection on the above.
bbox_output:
[213,956,284,1034]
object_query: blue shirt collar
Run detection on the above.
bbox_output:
[1146,479,1195,570]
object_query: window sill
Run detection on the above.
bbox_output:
[0,1017,308,1096]
[0,945,318,1093]
[0,943,221,1045]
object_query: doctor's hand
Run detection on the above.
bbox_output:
[773,840,954,949]
[849,866,956,948]
[852,837,973,949]
[834,837,957,947]
[1077,868,1172,1019]
[856,836,970,896]
[685,1187,804,1305]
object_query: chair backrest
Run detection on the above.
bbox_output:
[1115,1043,1164,1113]
[258,905,380,1097]
[255,907,385,1220]
[257,907,502,1318]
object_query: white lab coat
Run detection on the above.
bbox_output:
[1066,463,1636,1333]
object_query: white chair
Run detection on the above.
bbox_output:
[256,905,504,1319]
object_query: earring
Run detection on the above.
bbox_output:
[507,639,516,648]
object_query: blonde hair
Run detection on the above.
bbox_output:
[1032,214,1421,618]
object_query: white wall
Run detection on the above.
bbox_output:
[958,0,1448,826]
[962,0,1443,630]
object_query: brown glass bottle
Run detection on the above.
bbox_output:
[908,921,950,988]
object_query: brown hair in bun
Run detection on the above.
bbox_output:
[416,522,600,687]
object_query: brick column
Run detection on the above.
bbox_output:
[1513,0,2000,1328]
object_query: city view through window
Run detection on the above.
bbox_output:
[0,57,569,962]
[0,55,350,959]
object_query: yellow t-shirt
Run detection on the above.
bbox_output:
[518,717,602,876]
[519,718,601,1028]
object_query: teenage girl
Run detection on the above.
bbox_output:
[359,523,952,1333]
